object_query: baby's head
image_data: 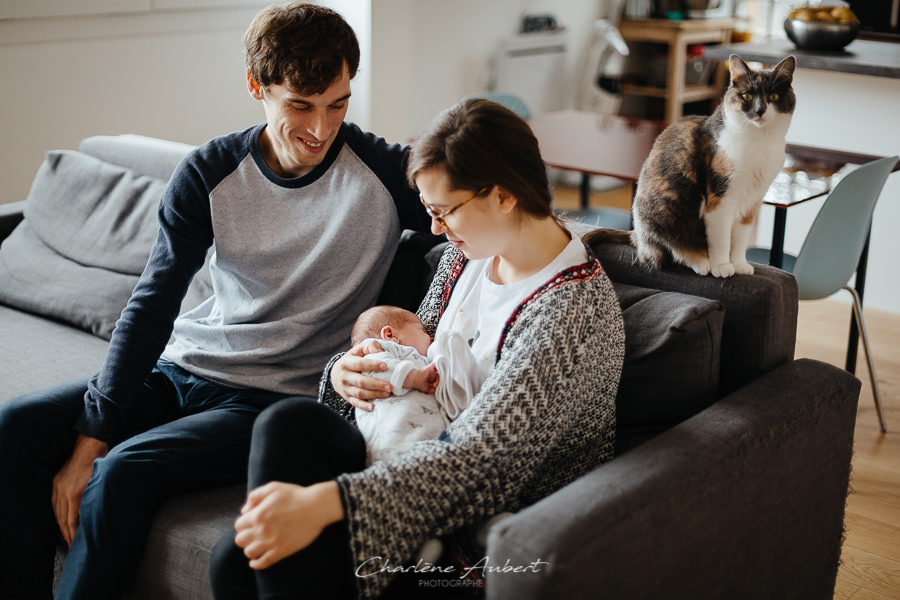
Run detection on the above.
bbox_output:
[351,306,432,355]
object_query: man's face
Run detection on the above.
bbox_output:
[249,64,351,178]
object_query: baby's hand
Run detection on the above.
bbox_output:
[421,363,439,394]
[406,363,439,394]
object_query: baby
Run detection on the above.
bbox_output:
[350,305,485,465]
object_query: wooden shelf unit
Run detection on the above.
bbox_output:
[619,18,735,122]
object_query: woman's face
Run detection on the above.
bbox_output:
[416,168,513,261]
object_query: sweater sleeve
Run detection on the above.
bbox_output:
[75,151,216,443]
[336,265,625,599]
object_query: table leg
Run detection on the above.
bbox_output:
[580,174,591,210]
[768,207,786,269]
[845,229,871,374]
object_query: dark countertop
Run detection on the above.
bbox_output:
[704,39,900,79]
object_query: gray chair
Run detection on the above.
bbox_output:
[748,154,899,433]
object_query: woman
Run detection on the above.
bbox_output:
[209,98,625,599]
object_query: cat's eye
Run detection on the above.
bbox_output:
[740,92,753,102]
[768,93,780,101]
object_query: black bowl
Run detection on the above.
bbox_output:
[784,18,859,51]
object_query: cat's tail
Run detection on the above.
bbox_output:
[582,227,634,247]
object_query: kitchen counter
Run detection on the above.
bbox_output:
[703,39,900,79]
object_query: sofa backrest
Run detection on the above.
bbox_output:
[79,134,195,181]
[591,241,799,398]
[0,135,207,340]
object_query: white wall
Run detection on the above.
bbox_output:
[0,0,373,208]
[754,69,900,315]
[0,3,271,206]
[1,0,603,195]
[370,0,607,144]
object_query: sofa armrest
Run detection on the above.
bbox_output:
[591,241,799,396]
[485,358,860,600]
[0,201,25,243]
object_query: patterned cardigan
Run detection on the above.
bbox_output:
[318,244,625,599]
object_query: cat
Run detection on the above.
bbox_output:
[585,54,796,278]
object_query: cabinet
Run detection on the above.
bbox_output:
[619,18,735,122]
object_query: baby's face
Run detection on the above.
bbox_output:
[393,319,432,356]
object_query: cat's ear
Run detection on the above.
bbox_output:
[728,55,752,85]
[772,55,796,86]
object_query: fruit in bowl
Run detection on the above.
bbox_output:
[784,5,860,50]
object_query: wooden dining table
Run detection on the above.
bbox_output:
[528,110,667,208]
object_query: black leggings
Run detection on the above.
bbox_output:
[209,398,367,600]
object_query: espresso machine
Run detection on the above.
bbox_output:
[577,0,630,115]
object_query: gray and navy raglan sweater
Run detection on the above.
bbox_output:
[76,122,430,443]
[320,244,625,599]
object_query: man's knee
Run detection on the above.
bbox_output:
[0,383,84,459]
[87,443,162,502]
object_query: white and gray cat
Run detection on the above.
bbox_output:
[586,54,796,277]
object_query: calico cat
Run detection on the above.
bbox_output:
[586,54,796,277]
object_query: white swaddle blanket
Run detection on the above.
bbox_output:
[355,332,486,464]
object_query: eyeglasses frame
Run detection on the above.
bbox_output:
[419,186,489,230]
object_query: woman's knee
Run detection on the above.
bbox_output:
[251,397,333,441]
[209,528,262,600]
[248,398,366,485]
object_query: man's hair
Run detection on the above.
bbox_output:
[351,306,418,346]
[244,2,360,95]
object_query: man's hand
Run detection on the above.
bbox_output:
[330,340,392,412]
[234,481,344,570]
[52,434,108,546]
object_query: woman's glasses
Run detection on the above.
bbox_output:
[419,187,488,230]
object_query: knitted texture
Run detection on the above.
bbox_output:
[320,245,624,598]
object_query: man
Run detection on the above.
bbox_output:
[0,3,429,598]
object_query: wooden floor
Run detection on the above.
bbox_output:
[554,182,900,599]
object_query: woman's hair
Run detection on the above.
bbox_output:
[407,98,554,219]
[351,306,419,346]
[244,2,360,95]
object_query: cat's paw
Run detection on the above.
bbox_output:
[734,261,754,275]
[689,259,711,276]
[711,263,736,278]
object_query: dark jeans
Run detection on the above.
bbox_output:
[209,398,367,600]
[0,360,300,600]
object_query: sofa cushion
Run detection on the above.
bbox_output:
[0,223,145,339]
[0,305,110,403]
[26,150,164,275]
[614,283,724,452]
[0,150,164,339]
[0,150,212,341]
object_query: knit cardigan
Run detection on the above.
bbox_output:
[319,244,625,599]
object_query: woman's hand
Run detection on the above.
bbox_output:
[234,481,345,570]
[330,340,392,411]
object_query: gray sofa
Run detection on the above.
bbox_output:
[0,134,860,599]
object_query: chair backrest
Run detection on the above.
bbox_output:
[791,155,899,300]
[462,92,531,119]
